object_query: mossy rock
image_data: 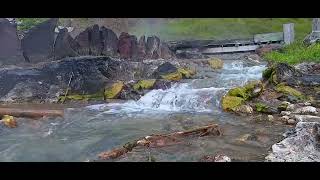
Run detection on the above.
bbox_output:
[178,68,196,78]
[160,71,183,81]
[104,81,125,99]
[208,57,224,69]
[255,103,269,112]
[58,93,104,102]
[133,79,156,91]
[275,83,304,100]
[227,87,249,100]
[222,96,244,111]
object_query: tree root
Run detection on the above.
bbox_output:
[97,123,222,160]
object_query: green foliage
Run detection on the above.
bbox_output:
[255,103,269,112]
[264,42,320,64]
[16,18,49,31]
[275,83,304,100]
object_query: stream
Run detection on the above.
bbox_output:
[0,55,290,162]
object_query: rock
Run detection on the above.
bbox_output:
[0,56,155,103]
[255,102,278,114]
[100,26,118,57]
[72,27,90,55]
[227,80,263,101]
[200,154,231,162]
[132,79,156,91]
[293,106,318,115]
[245,54,261,64]
[89,24,103,56]
[146,36,161,59]
[104,81,124,99]
[287,104,296,111]
[0,18,25,65]
[265,121,320,162]
[221,96,244,111]
[21,18,58,63]
[272,63,302,84]
[1,115,17,128]
[208,57,223,69]
[287,119,296,125]
[280,111,291,116]
[160,42,175,59]
[255,44,282,56]
[153,79,172,90]
[275,83,304,101]
[152,62,182,81]
[279,115,290,122]
[268,115,274,121]
[278,101,291,111]
[118,32,139,59]
[233,105,253,114]
[137,35,146,59]
[293,115,320,123]
[53,28,78,60]
[236,134,256,143]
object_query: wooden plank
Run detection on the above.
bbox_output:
[283,23,295,45]
[254,32,283,43]
[201,45,260,54]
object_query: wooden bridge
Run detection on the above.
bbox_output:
[167,23,294,54]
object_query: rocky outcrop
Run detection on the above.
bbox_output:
[265,121,320,162]
[21,18,58,63]
[53,28,79,60]
[101,26,118,57]
[118,32,139,59]
[137,35,146,59]
[146,36,161,59]
[0,18,25,65]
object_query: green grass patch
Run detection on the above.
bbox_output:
[130,18,312,41]
[264,42,320,64]
[16,18,49,31]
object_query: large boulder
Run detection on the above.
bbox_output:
[146,36,161,59]
[265,121,320,162]
[160,42,175,59]
[21,18,58,63]
[118,32,139,59]
[0,18,25,65]
[137,35,146,59]
[72,27,90,55]
[53,28,79,60]
[100,26,118,57]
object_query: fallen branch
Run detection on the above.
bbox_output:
[98,123,222,160]
[0,108,64,118]
[61,71,74,104]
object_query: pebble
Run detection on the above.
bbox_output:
[280,111,291,116]
[279,115,290,122]
[267,115,274,121]
[287,119,296,125]
[286,104,295,111]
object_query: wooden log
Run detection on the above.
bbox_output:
[283,23,295,45]
[98,124,221,160]
[0,108,64,118]
[202,45,260,54]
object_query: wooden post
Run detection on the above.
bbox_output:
[283,23,295,45]
[312,18,320,37]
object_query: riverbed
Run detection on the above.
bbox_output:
[0,53,291,162]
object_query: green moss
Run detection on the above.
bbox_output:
[227,87,249,100]
[275,83,304,100]
[161,71,183,81]
[133,79,156,91]
[222,96,244,111]
[104,81,125,99]
[208,58,224,69]
[178,68,196,78]
[58,92,104,102]
[16,18,49,31]
[255,103,269,112]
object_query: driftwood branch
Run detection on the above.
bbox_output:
[97,124,222,160]
[0,108,64,118]
[61,72,74,104]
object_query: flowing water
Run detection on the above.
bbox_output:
[0,56,290,162]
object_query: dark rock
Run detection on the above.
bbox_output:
[152,62,177,78]
[273,63,302,84]
[0,18,25,65]
[53,28,78,60]
[100,26,118,57]
[266,121,320,162]
[255,44,282,56]
[21,18,58,63]
[146,36,161,59]
[89,24,103,56]
[118,32,139,59]
[137,35,146,59]
[153,79,172,90]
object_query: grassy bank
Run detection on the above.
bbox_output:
[130,18,312,41]
[264,42,320,64]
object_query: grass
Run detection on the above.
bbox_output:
[130,18,312,41]
[264,41,320,64]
